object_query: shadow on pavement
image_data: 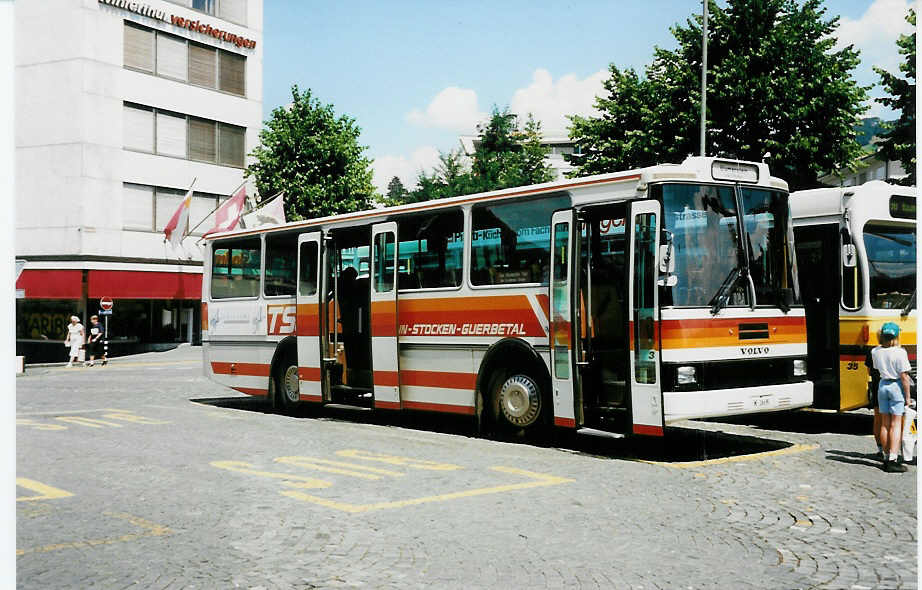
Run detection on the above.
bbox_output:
[704,409,872,435]
[192,396,795,464]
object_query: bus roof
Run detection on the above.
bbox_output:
[790,181,916,225]
[206,156,788,241]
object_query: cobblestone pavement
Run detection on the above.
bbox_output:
[16,346,918,589]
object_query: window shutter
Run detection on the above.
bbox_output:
[156,33,188,81]
[156,112,188,157]
[218,0,247,24]
[190,194,219,236]
[123,104,154,152]
[124,23,154,72]
[189,43,217,88]
[218,123,245,167]
[218,51,246,96]
[189,118,216,162]
[123,183,154,230]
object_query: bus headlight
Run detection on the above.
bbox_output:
[677,366,697,385]
[793,359,807,377]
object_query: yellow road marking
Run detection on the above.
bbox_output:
[211,460,332,489]
[102,412,170,425]
[16,512,171,556]
[336,449,462,471]
[54,416,123,428]
[637,443,819,468]
[275,456,405,478]
[281,466,574,513]
[16,419,68,431]
[16,478,74,502]
[273,456,383,480]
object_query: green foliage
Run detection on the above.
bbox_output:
[874,9,915,186]
[567,0,869,191]
[383,176,410,206]
[246,85,377,220]
[408,107,555,203]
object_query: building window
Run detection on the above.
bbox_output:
[124,22,247,97]
[123,104,154,152]
[124,23,154,72]
[123,183,224,234]
[124,102,245,168]
[164,0,247,25]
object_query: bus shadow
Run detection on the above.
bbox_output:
[702,409,873,436]
[191,396,794,463]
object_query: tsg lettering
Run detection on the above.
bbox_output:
[740,346,770,355]
[267,305,296,335]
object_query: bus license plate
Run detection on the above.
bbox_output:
[752,396,773,408]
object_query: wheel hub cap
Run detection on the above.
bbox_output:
[283,365,300,403]
[499,375,540,427]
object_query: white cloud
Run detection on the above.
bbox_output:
[372,146,442,195]
[510,68,607,137]
[406,87,486,131]
[835,0,913,75]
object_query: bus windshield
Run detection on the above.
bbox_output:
[863,223,916,310]
[656,183,799,308]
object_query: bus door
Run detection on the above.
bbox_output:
[627,200,664,436]
[370,222,400,409]
[549,210,582,427]
[296,231,327,402]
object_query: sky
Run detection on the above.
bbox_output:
[262,0,915,194]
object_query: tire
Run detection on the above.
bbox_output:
[491,370,545,432]
[275,352,300,409]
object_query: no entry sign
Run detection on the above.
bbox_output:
[100,296,114,311]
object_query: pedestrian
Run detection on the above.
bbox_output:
[866,340,883,456]
[85,315,105,367]
[64,315,84,368]
[872,321,913,473]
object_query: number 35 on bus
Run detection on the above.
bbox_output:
[202,156,813,437]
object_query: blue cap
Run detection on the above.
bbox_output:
[881,322,900,337]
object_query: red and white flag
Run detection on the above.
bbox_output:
[163,188,193,250]
[242,193,286,228]
[204,185,246,236]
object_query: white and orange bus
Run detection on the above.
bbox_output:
[202,156,812,437]
[791,181,916,410]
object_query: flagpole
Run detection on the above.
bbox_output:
[187,178,248,236]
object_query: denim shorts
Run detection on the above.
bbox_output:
[878,379,906,416]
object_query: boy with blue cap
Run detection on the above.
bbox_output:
[871,321,913,472]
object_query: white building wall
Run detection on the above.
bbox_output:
[16,0,263,263]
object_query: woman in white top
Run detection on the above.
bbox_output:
[872,321,913,473]
[64,315,84,368]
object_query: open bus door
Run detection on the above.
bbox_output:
[296,231,327,402]
[627,200,664,436]
[550,210,582,428]
[370,222,400,409]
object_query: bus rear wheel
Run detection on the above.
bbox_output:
[492,371,544,431]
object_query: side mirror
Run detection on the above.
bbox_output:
[842,243,857,268]
[658,243,675,273]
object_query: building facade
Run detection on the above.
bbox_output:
[15,0,263,361]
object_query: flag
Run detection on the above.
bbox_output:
[163,188,193,249]
[204,185,246,236]
[242,193,286,228]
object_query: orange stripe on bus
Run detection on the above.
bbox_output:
[555,417,576,428]
[299,393,323,402]
[401,401,476,415]
[296,303,320,337]
[374,400,401,410]
[299,367,322,381]
[633,424,663,436]
[374,371,399,386]
[211,362,271,377]
[660,317,806,349]
[371,301,398,337]
[401,370,476,390]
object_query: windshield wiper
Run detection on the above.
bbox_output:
[902,289,916,317]
[709,267,743,315]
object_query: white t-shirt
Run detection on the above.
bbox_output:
[871,345,912,380]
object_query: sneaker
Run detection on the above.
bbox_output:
[884,460,908,473]
[88,361,94,367]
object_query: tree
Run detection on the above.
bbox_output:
[410,107,555,202]
[385,176,409,205]
[567,0,868,190]
[874,9,915,186]
[246,85,377,220]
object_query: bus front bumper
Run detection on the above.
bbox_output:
[663,381,813,424]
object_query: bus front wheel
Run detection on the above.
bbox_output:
[274,354,300,408]
[492,371,544,431]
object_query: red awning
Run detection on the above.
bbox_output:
[16,270,83,299]
[88,270,202,300]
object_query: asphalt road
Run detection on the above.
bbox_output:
[16,345,918,589]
